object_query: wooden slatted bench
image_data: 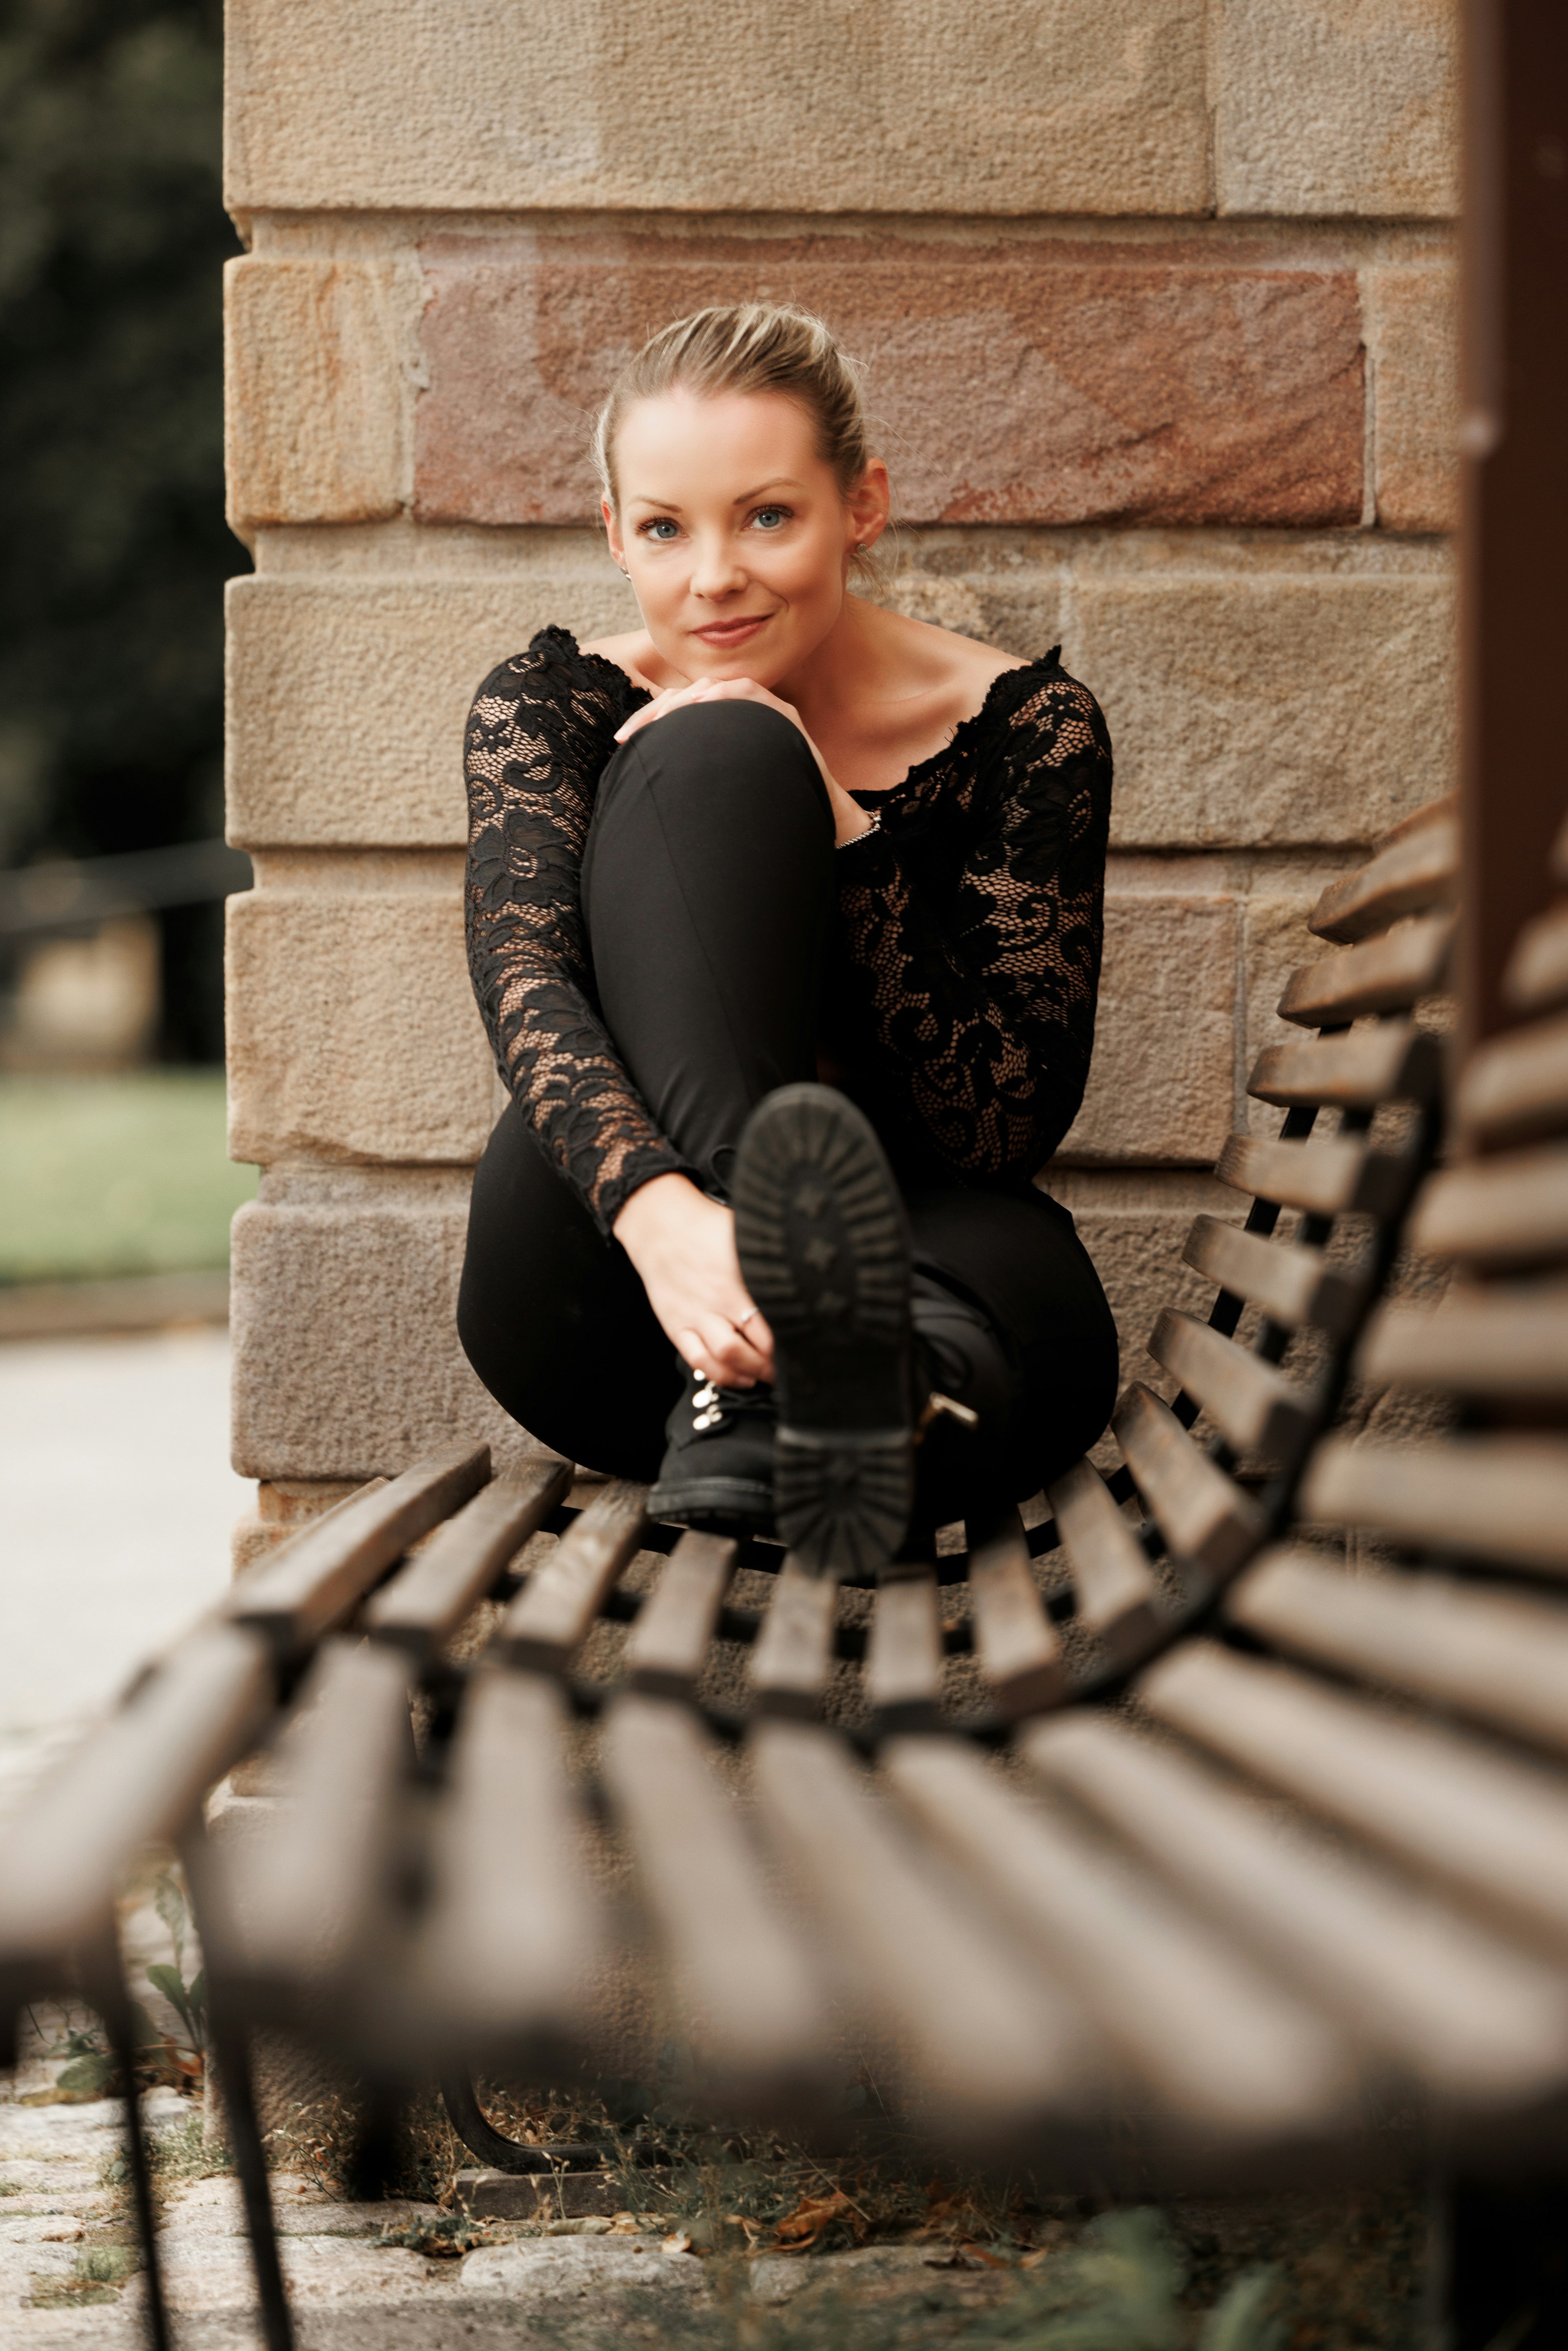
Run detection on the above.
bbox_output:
[20,793,1568,2351]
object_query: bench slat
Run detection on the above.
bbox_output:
[1276,913,1453,1029]
[1141,1642,1568,1948]
[228,1445,490,1649]
[603,1695,825,2094]
[362,1456,571,1657]
[1044,1460,1159,1663]
[420,1668,598,2048]
[1216,1134,1407,1220]
[232,1639,413,1996]
[1112,1384,1264,1577]
[749,1558,839,1718]
[866,1568,943,1727]
[1147,1308,1315,1460]
[1229,1547,1568,1755]
[1300,1433,1568,1574]
[1025,1714,1568,2102]
[1410,1146,1568,1267]
[750,1719,1090,2123]
[1182,1214,1364,1337]
[1456,1010,1568,1147]
[967,1510,1065,1718]
[1505,900,1568,1014]
[1247,1023,1439,1111]
[884,1736,1347,2134]
[498,1480,647,1670]
[0,1627,274,1977]
[1359,1283,1568,1398]
[623,1530,738,1697]
[1308,816,1457,944]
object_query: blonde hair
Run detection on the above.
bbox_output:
[591,302,885,576]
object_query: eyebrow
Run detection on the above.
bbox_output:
[626,477,807,513]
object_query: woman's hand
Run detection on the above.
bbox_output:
[613,1170,775,1387]
[613,675,874,848]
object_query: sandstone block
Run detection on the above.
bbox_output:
[226,888,494,1164]
[1079,574,1456,848]
[225,0,1208,216]
[1057,891,1237,1165]
[1238,886,1345,1134]
[1214,0,1459,218]
[416,240,1362,530]
[230,1171,531,1481]
[225,575,637,848]
[225,258,413,533]
[1044,1169,1236,1396]
[1369,265,1459,535]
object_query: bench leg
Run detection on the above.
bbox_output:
[83,1930,172,2351]
[439,2069,606,2173]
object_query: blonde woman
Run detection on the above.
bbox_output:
[459,304,1117,1575]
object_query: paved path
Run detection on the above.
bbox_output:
[0,1330,248,1753]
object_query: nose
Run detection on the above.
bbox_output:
[690,529,747,601]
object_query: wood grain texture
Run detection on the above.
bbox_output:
[1112,1384,1264,1576]
[363,1455,570,1656]
[624,1530,738,1697]
[1026,1712,1568,2102]
[750,1558,839,1719]
[967,1509,1065,1718]
[1141,1642,1568,1946]
[1045,1459,1160,1663]
[1247,1022,1439,1110]
[1146,1308,1314,1459]
[1277,913,1453,1028]
[1300,1433,1568,1574]
[1308,814,1457,943]
[1182,1214,1364,1337]
[866,1569,943,1727]
[228,1444,489,1648]
[498,1479,647,1670]
[1217,1133,1407,1220]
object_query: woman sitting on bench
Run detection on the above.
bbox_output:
[458,302,1119,1575]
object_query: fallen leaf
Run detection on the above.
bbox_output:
[663,2232,693,2257]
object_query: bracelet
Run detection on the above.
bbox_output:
[837,810,882,851]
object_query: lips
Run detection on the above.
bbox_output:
[692,615,770,645]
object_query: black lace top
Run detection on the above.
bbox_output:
[464,627,1112,1235]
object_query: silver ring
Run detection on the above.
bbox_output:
[735,1306,760,1332]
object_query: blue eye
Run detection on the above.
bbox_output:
[639,518,680,542]
[752,506,790,530]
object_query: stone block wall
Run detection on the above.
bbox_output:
[222,0,1459,1496]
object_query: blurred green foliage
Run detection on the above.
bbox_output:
[0,0,241,1056]
[0,1070,255,1280]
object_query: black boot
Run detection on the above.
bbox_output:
[732,1084,917,1578]
[647,1362,778,1536]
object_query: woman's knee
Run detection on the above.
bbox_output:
[608,698,832,830]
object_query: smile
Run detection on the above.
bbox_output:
[692,615,772,645]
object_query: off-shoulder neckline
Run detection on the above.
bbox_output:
[534,627,1065,804]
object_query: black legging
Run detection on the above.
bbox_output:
[458,698,1118,1517]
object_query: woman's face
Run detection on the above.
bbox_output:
[604,389,886,685]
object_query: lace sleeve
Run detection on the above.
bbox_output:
[834,669,1112,1181]
[463,629,691,1234]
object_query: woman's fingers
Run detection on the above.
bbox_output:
[681,1310,773,1390]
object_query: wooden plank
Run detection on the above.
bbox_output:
[1360,1283,1568,1398]
[1140,1641,1568,1949]
[623,1530,737,1698]
[1045,1460,1160,1665]
[1247,1023,1440,1111]
[419,1667,598,2049]
[1410,1145,1568,1268]
[866,1568,943,1728]
[1308,815,1457,944]
[1300,1432,1568,1576]
[884,1736,1347,2135]
[602,1695,825,2096]
[750,1719,1090,2125]
[1182,1214,1364,1338]
[1111,1384,1264,1578]
[1375,794,1456,856]
[0,1627,274,1981]
[749,1557,839,1720]
[498,1479,647,1671]
[1505,900,1568,1015]
[231,1639,413,1998]
[1277,913,1453,1029]
[1146,1309,1315,1461]
[1229,1547,1568,1758]
[363,1455,571,1658]
[228,1444,490,1650]
[1216,1133,1407,1221]
[1456,1008,1568,1146]
[1025,1713,1568,2103]
[967,1509,1065,1718]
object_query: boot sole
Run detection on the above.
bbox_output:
[647,1471,775,1536]
[732,1084,913,1578]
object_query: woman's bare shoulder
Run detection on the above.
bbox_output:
[868,601,1031,701]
